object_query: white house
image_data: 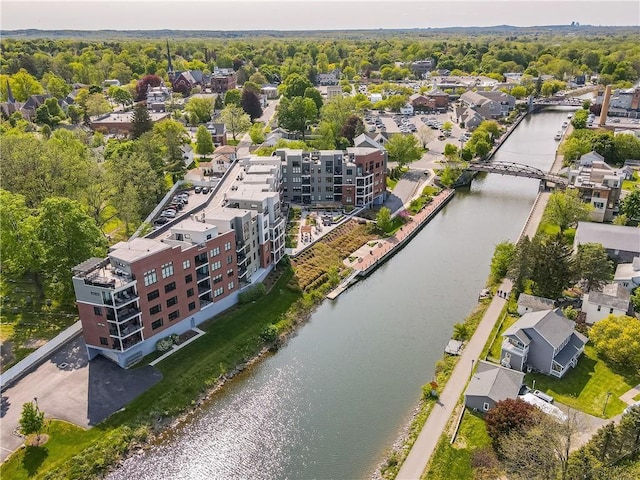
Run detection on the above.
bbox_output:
[400,103,414,115]
[582,283,632,325]
[614,257,640,291]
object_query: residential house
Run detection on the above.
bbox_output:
[90,111,171,135]
[317,69,340,86]
[517,293,556,316]
[501,308,587,378]
[206,123,227,146]
[460,91,509,120]
[464,361,525,412]
[453,105,484,130]
[475,90,516,115]
[614,256,640,291]
[400,103,414,115]
[574,222,640,263]
[261,85,279,99]
[181,144,194,168]
[326,85,343,100]
[582,283,632,324]
[146,83,171,112]
[566,152,624,222]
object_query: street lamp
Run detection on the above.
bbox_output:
[532,379,536,391]
[602,391,612,416]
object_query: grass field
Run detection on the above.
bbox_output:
[525,345,640,418]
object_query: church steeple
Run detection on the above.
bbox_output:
[6,80,15,104]
[166,40,174,74]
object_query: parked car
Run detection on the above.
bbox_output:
[201,186,210,194]
[154,217,169,225]
[194,186,202,193]
[170,202,184,211]
[161,209,177,218]
[532,390,554,404]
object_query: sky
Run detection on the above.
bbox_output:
[1,0,639,31]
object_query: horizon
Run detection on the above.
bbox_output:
[1,1,639,32]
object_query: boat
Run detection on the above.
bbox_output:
[554,131,563,140]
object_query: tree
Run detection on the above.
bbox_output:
[135,74,162,101]
[248,122,265,144]
[19,401,46,443]
[240,88,263,121]
[529,233,574,299]
[85,93,112,117]
[543,189,592,234]
[67,104,82,124]
[376,207,392,233]
[221,104,251,141]
[613,133,640,163]
[281,73,313,98]
[574,243,613,292]
[224,89,241,106]
[474,139,491,158]
[108,86,133,109]
[195,125,214,157]
[590,315,640,368]
[130,103,153,139]
[214,94,224,111]
[185,96,213,124]
[619,189,640,220]
[8,69,44,101]
[485,398,539,446]
[490,241,515,285]
[304,87,323,111]
[572,109,589,129]
[277,96,318,140]
[510,85,528,99]
[42,72,72,100]
[441,121,453,134]
[385,134,422,168]
[416,126,435,148]
[152,119,190,179]
[443,143,459,161]
[340,114,365,145]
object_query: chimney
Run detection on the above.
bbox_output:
[598,85,612,127]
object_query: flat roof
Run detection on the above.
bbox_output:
[109,237,171,263]
[171,218,218,233]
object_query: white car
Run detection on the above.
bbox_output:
[624,401,640,415]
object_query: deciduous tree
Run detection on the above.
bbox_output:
[590,315,640,368]
[619,189,640,220]
[277,96,318,140]
[135,74,162,101]
[185,96,213,124]
[240,88,263,121]
[195,125,214,156]
[281,73,313,98]
[224,89,241,106]
[376,207,392,233]
[340,114,364,145]
[543,189,592,233]
[385,133,422,168]
[19,401,46,443]
[490,241,515,285]
[221,103,251,141]
[573,243,613,292]
[485,398,539,447]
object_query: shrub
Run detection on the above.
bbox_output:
[156,337,174,352]
[238,283,267,304]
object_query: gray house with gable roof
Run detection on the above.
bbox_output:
[501,309,587,378]
[465,361,525,412]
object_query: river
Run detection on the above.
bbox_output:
[108,108,573,480]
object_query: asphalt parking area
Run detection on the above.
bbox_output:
[1,337,162,461]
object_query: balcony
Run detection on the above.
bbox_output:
[114,305,141,323]
[113,288,138,307]
[198,282,212,295]
[194,253,208,266]
[196,271,210,282]
[501,338,528,357]
[112,332,143,352]
[109,319,143,338]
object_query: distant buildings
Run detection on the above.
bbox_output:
[316,69,341,86]
[90,111,171,135]
[409,59,436,79]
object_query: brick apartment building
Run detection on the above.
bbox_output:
[73,139,384,367]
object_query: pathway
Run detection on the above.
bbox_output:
[396,278,512,480]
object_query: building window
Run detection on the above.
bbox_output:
[483,402,490,411]
[99,337,109,346]
[161,262,174,279]
[144,269,157,286]
[224,241,232,251]
[168,310,180,321]
[164,281,176,293]
[150,304,162,315]
[147,289,160,301]
[187,288,194,297]
[210,247,220,257]
[167,296,178,307]
[228,281,235,290]
[188,301,196,311]
[227,268,234,277]
[214,287,224,297]
[211,260,222,271]
[213,274,223,284]
[227,255,233,265]
[151,318,164,330]
[185,274,193,284]
[94,306,102,316]
[183,259,191,269]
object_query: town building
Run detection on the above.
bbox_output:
[516,293,556,316]
[146,83,171,112]
[566,151,624,222]
[613,256,640,291]
[464,361,525,412]
[409,59,436,79]
[316,69,341,86]
[90,111,171,135]
[582,283,632,325]
[326,85,343,100]
[574,222,640,263]
[211,68,237,93]
[460,90,515,120]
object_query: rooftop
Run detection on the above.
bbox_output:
[109,237,171,263]
[465,360,525,403]
[575,222,640,254]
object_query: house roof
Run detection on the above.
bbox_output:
[587,283,631,310]
[517,293,555,311]
[575,222,640,255]
[353,133,384,150]
[504,309,576,350]
[465,361,525,403]
[554,332,588,367]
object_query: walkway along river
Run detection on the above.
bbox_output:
[108,108,573,480]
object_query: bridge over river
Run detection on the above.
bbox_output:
[466,160,568,187]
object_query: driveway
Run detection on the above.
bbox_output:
[384,169,428,213]
[0,337,162,461]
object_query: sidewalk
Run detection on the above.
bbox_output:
[396,279,512,480]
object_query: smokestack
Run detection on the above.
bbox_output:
[598,85,612,127]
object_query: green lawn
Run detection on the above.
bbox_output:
[525,345,640,418]
[1,420,103,480]
[422,411,492,480]
[487,315,517,360]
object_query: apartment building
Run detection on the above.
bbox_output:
[275,146,387,208]
[73,220,239,368]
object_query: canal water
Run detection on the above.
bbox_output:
[109,108,572,480]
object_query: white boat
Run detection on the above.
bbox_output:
[554,131,562,140]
